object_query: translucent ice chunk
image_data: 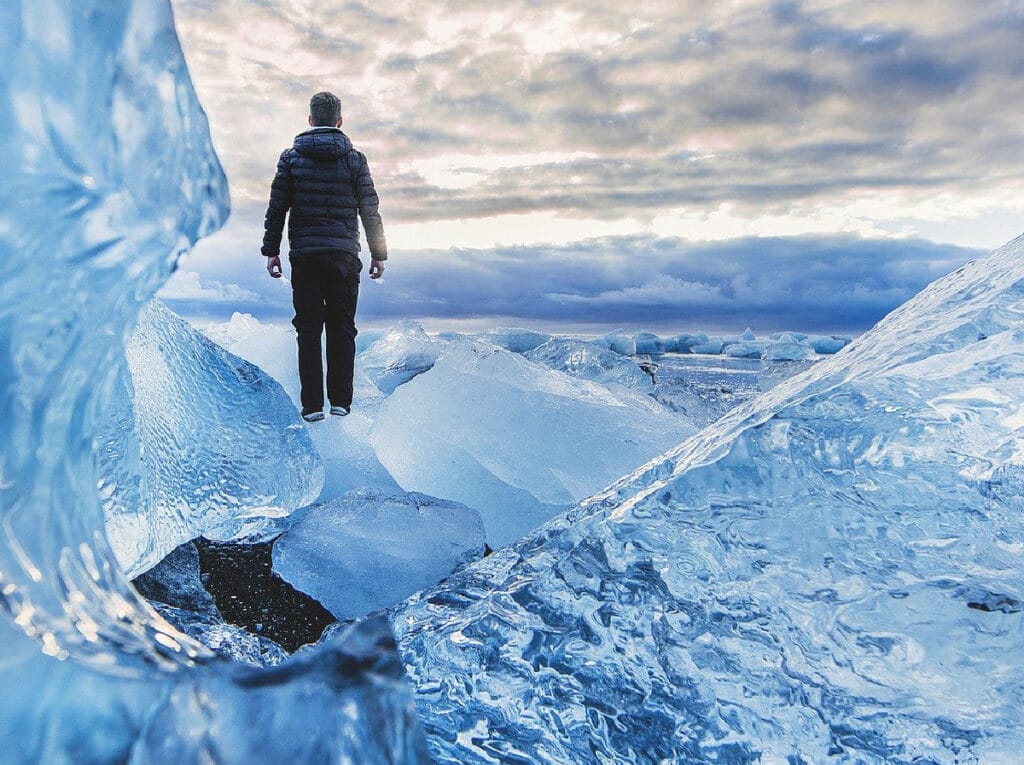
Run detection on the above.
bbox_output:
[205,313,401,500]
[525,337,654,390]
[98,300,324,577]
[481,327,551,353]
[392,237,1024,763]
[600,328,637,355]
[763,332,809,362]
[809,334,852,354]
[664,332,708,353]
[633,330,666,355]
[723,339,767,358]
[273,490,486,620]
[370,343,695,546]
[359,319,439,394]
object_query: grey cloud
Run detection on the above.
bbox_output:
[168,218,981,333]
[172,0,1024,226]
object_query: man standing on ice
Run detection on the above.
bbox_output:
[261,91,387,422]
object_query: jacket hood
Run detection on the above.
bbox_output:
[293,128,353,159]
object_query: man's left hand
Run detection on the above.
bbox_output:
[369,259,385,279]
[266,255,282,278]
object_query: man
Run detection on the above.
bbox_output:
[262,91,387,422]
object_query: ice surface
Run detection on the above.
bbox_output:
[723,339,767,358]
[525,337,654,390]
[207,313,401,500]
[273,490,486,620]
[664,332,708,353]
[600,328,637,355]
[690,336,725,354]
[633,330,665,355]
[481,327,551,353]
[132,542,220,618]
[370,343,695,546]
[152,602,289,667]
[392,237,1024,763]
[98,300,324,577]
[0,2,426,760]
[810,334,852,353]
[762,331,809,361]
[360,319,439,394]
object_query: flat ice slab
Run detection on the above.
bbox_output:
[273,490,486,620]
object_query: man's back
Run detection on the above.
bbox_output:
[262,127,387,262]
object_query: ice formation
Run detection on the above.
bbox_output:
[0,2,426,760]
[370,342,695,546]
[525,337,654,390]
[479,326,551,353]
[392,237,1024,763]
[207,312,401,500]
[273,490,486,620]
[359,318,440,394]
[98,299,323,577]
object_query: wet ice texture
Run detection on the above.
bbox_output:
[273,490,486,620]
[370,342,695,546]
[98,300,323,577]
[392,237,1024,764]
[525,337,654,391]
[360,319,439,394]
[0,2,426,761]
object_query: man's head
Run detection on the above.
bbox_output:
[309,91,342,127]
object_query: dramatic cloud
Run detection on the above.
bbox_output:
[165,231,981,333]
[172,0,1024,244]
[166,1,1020,330]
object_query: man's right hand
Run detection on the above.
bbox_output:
[369,259,385,279]
[266,255,282,278]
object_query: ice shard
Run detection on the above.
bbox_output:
[99,299,324,578]
[0,2,427,761]
[392,237,1024,763]
[370,341,695,546]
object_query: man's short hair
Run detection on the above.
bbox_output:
[309,91,342,126]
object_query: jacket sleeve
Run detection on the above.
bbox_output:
[261,150,293,257]
[351,151,388,261]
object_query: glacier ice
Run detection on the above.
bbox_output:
[98,299,324,577]
[360,318,440,394]
[273,490,486,620]
[132,541,220,618]
[762,331,808,361]
[525,337,654,391]
[632,330,666,355]
[152,602,290,668]
[370,342,695,546]
[599,328,638,355]
[479,326,551,353]
[0,1,427,761]
[391,237,1024,763]
[207,312,402,500]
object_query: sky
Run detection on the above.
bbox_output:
[163,0,1024,333]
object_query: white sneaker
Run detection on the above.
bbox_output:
[329,405,350,417]
[302,408,325,422]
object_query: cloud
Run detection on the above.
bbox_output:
[158,270,259,302]
[171,0,1024,231]
[173,224,981,333]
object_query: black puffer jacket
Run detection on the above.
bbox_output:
[261,127,387,260]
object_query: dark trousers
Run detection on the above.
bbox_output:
[290,252,361,411]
